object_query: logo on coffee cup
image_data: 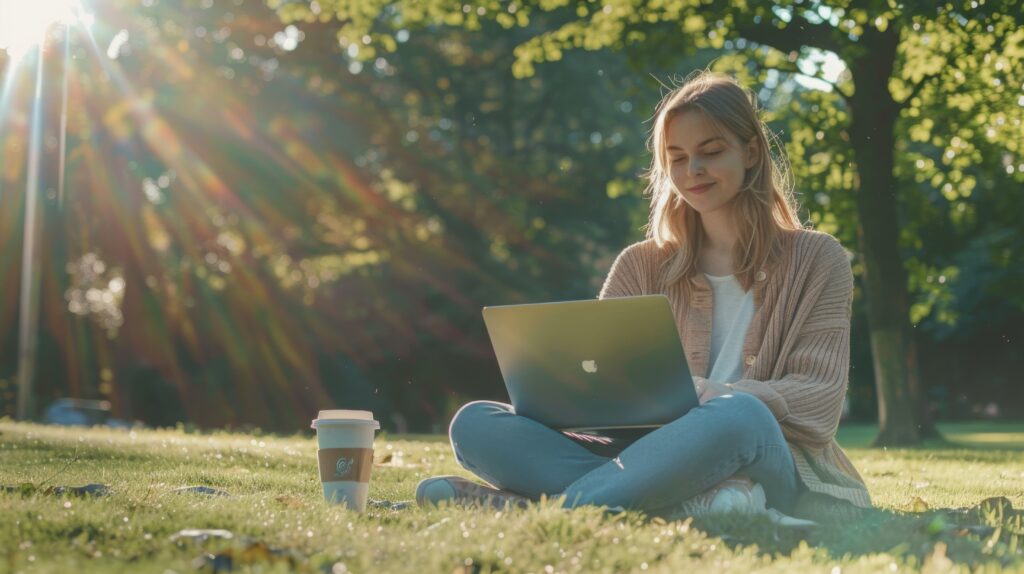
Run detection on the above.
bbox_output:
[335,457,355,478]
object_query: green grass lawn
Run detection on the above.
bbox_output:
[2,419,1024,573]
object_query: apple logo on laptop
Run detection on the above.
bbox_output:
[581,360,598,373]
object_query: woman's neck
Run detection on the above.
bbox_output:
[697,207,739,276]
[700,207,738,254]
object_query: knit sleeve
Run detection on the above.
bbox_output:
[727,236,854,448]
[597,242,652,299]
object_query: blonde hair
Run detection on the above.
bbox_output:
[641,70,804,291]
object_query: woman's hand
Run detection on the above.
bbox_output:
[693,376,733,405]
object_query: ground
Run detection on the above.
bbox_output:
[2,419,1023,573]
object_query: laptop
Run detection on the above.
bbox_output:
[481,295,698,432]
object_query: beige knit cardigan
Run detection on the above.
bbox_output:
[598,228,873,512]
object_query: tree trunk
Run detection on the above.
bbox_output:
[906,330,947,441]
[847,28,942,446]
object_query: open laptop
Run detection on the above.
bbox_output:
[481,295,698,432]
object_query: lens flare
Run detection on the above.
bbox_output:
[0,0,80,62]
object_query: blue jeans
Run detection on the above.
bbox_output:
[448,391,803,515]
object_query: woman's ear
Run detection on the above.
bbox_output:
[744,138,759,169]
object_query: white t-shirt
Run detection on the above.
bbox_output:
[703,273,755,384]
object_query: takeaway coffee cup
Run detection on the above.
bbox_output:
[311,409,380,511]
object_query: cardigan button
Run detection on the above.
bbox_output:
[744,354,756,366]
[755,270,767,282]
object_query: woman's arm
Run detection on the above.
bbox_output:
[725,238,854,449]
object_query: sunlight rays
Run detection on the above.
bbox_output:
[2,0,552,428]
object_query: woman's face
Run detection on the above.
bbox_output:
[665,109,756,216]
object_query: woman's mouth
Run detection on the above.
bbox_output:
[687,183,714,194]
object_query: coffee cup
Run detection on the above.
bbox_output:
[311,409,380,511]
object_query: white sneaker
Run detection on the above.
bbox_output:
[415,475,530,510]
[708,481,768,515]
[670,477,819,528]
[670,476,763,518]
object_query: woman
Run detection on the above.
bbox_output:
[416,70,872,524]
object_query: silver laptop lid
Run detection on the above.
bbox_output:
[482,295,697,431]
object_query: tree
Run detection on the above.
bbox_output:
[278,0,1024,445]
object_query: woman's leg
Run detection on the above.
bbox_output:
[561,391,801,515]
[448,400,612,498]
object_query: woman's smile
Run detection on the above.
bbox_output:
[687,182,715,194]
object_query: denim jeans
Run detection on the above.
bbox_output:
[448,391,803,515]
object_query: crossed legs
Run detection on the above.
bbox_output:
[448,391,801,515]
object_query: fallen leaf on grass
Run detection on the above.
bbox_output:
[368,498,413,511]
[275,495,305,508]
[911,496,930,513]
[192,540,305,573]
[1,483,111,497]
[163,486,232,497]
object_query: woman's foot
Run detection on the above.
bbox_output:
[668,475,817,528]
[686,475,768,516]
[415,476,530,510]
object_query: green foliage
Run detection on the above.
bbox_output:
[289,0,1024,340]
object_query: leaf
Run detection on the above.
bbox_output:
[52,483,111,497]
[274,495,304,508]
[2,483,111,497]
[237,541,274,562]
[911,496,930,512]
[191,540,304,571]
[926,516,947,536]
[163,486,232,497]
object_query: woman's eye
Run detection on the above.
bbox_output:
[672,151,721,163]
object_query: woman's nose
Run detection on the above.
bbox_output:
[687,157,704,177]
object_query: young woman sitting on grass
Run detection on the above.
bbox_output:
[416,70,873,525]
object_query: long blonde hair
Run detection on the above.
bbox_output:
[641,70,803,291]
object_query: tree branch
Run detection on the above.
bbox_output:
[735,10,850,57]
[752,55,854,103]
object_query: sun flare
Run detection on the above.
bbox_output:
[0,0,82,62]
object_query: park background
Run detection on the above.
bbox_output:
[0,0,1022,443]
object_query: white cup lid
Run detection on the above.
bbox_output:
[311,409,380,430]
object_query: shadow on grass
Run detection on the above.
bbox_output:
[691,497,1023,569]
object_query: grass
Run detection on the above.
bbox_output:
[2,419,1024,573]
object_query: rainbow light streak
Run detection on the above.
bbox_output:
[14,43,46,420]
[0,58,22,130]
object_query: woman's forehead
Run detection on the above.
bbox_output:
[666,109,731,151]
